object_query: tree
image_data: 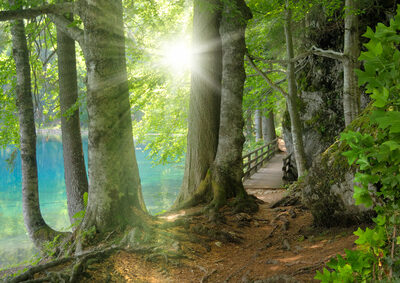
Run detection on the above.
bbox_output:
[1,0,148,239]
[174,0,256,212]
[343,0,360,125]
[208,0,254,210]
[74,0,147,233]
[283,0,307,177]
[310,0,361,126]
[8,0,59,248]
[262,103,276,144]
[173,0,222,206]
[254,108,262,141]
[244,0,310,177]
[56,4,88,225]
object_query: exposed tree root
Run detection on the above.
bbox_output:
[6,197,262,282]
[270,194,300,208]
[172,170,259,218]
[200,268,217,283]
[7,256,74,283]
[223,250,260,282]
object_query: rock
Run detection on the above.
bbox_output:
[283,90,345,174]
[215,241,222,247]
[292,109,375,227]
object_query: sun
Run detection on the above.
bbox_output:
[161,41,192,72]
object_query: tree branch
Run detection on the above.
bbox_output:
[310,45,346,61]
[246,53,288,98]
[0,3,74,21]
[246,69,286,78]
[252,51,312,65]
[48,14,84,48]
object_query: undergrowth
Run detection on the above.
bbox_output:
[316,6,400,282]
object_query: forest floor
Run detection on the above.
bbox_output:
[1,140,364,282]
[1,191,364,282]
[79,192,361,283]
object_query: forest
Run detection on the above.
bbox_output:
[0,0,399,282]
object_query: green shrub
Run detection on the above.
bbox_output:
[316,6,400,282]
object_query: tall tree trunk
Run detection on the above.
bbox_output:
[254,108,262,142]
[209,0,255,211]
[9,7,58,248]
[80,0,146,233]
[173,0,222,207]
[262,109,276,144]
[173,0,255,212]
[56,9,88,225]
[245,109,253,138]
[343,0,360,126]
[284,1,307,177]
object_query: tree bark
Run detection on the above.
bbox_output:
[254,109,262,142]
[343,0,360,126]
[284,1,307,177]
[262,107,276,143]
[79,0,146,233]
[173,0,222,207]
[56,8,88,225]
[9,5,58,248]
[209,0,254,210]
[245,109,253,138]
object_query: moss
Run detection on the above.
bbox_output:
[290,104,376,227]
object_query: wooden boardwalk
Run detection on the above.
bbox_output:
[244,152,287,204]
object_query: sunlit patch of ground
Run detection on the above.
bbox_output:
[85,200,360,282]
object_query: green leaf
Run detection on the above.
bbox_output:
[382,140,400,151]
[353,185,373,207]
[370,88,389,108]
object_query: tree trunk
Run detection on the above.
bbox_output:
[80,0,146,233]
[9,8,58,248]
[284,1,307,177]
[343,0,360,126]
[56,9,88,225]
[173,0,222,207]
[209,0,255,211]
[254,108,262,142]
[262,108,276,144]
[245,109,253,138]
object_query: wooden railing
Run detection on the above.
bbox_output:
[243,138,278,179]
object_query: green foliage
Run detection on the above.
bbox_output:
[0,23,19,149]
[42,234,62,258]
[316,7,400,282]
[70,192,88,229]
[126,0,191,165]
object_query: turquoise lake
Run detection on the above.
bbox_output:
[0,135,184,268]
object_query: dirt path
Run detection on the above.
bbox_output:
[83,201,359,283]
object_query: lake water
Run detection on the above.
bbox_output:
[0,135,183,268]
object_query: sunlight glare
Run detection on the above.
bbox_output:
[161,41,192,71]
